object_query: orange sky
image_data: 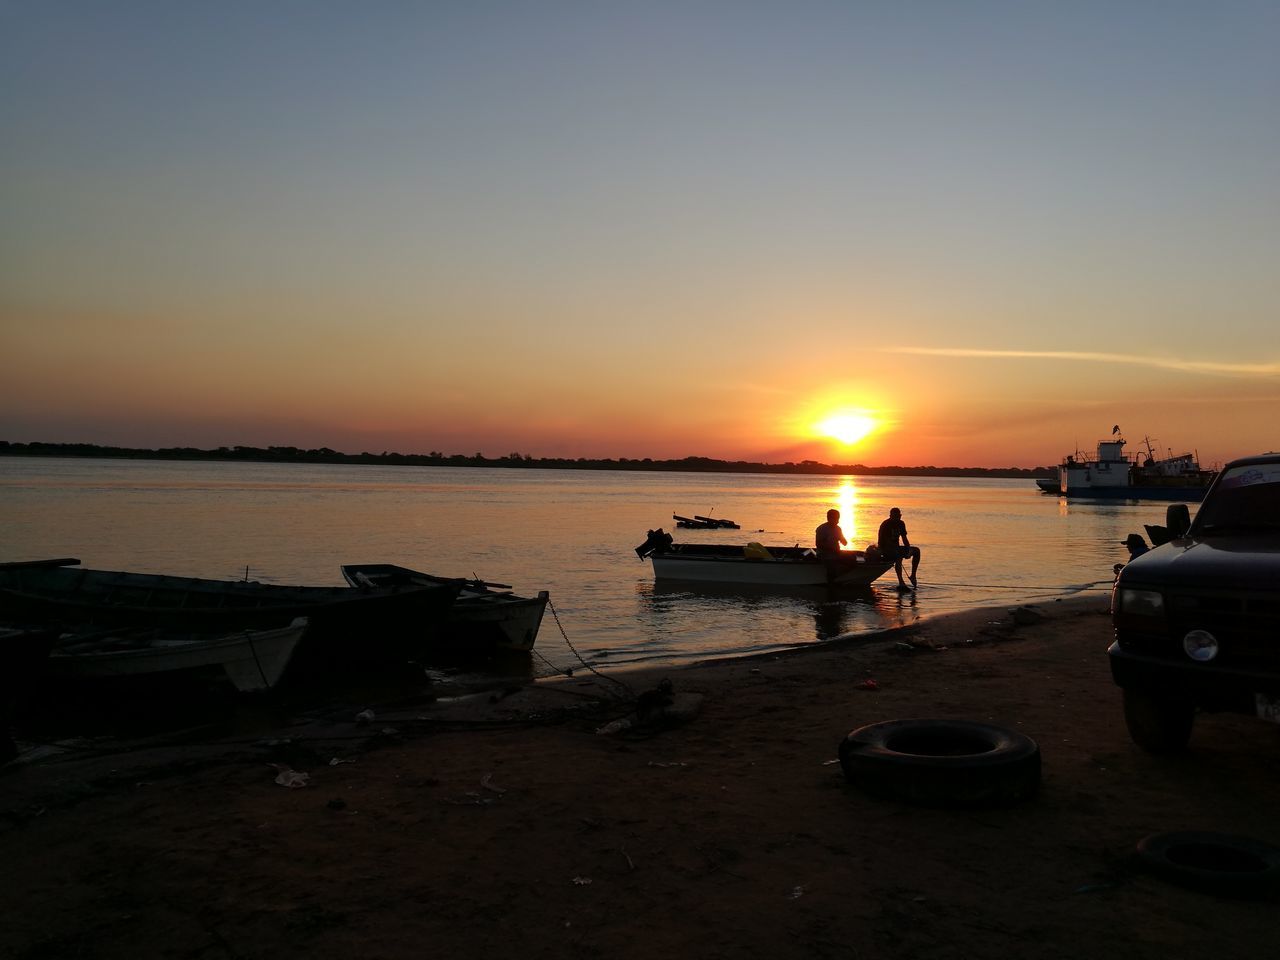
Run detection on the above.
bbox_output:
[2,5,1277,469]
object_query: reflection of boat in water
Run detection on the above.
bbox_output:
[644,579,912,648]
[1037,431,1215,501]
[649,579,878,604]
[635,529,893,587]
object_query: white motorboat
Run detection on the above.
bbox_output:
[635,529,894,587]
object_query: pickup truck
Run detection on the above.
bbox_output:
[1109,452,1280,752]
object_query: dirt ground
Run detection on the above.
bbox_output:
[3,595,1278,960]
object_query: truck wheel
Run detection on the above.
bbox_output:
[1136,832,1280,899]
[838,718,1040,807]
[1121,688,1194,753]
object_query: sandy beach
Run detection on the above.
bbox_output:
[3,594,1277,960]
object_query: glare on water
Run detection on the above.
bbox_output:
[0,457,1157,673]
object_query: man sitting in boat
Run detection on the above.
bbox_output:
[815,509,848,557]
[878,507,921,589]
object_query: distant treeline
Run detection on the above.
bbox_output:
[0,440,1055,479]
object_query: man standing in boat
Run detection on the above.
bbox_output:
[878,507,921,589]
[815,509,848,556]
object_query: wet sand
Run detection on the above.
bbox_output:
[3,595,1277,960]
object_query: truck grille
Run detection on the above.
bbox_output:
[1166,590,1280,669]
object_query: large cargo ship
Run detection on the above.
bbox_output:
[1037,430,1215,501]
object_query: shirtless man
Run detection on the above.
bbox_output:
[877,506,921,588]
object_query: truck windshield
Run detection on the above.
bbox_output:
[1194,463,1280,534]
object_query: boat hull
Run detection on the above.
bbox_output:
[443,591,549,651]
[1060,485,1210,502]
[340,564,548,652]
[1042,432,1215,502]
[46,620,308,693]
[648,548,893,587]
[0,566,458,645]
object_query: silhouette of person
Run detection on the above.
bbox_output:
[877,507,921,588]
[815,508,847,556]
[1122,533,1149,560]
[1114,533,1150,580]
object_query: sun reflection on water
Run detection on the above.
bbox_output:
[835,479,860,544]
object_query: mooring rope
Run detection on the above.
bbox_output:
[246,630,270,690]
[914,578,1114,592]
[544,599,633,698]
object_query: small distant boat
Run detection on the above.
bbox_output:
[673,514,741,530]
[340,564,549,652]
[1037,431,1215,501]
[45,619,308,693]
[635,529,894,587]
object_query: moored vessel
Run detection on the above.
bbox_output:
[635,529,894,587]
[341,564,549,652]
[1038,430,1215,501]
[45,619,309,693]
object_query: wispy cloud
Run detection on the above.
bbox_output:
[885,348,1280,377]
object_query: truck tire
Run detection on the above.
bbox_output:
[838,718,1040,807]
[1122,687,1194,753]
[1136,832,1280,900]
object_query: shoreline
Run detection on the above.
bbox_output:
[0,445,1056,479]
[5,593,1277,959]
[535,583,1114,681]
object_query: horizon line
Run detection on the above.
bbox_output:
[0,439,1055,474]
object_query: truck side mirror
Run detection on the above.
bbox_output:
[1166,503,1191,539]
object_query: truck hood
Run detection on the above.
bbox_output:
[1121,535,1280,592]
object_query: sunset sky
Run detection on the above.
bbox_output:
[3,2,1277,468]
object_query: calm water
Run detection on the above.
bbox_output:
[0,457,1163,675]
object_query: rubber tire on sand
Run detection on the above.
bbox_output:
[838,718,1040,807]
[1135,832,1280,900]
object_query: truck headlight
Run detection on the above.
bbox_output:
[1117,588,1165,618]
[1183,630,1219,662]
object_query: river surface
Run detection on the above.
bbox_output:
[0,457,1171,676]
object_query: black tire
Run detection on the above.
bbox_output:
[838,718,1040,807]
[1121,687,1194,753]
[1136,832,1280,900]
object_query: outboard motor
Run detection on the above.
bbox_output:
[1144,502,1192,547]
[635,528,674,559]
[1166,502,1191,539]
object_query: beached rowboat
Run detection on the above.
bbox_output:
[635,529,894,587]
[341,564,549,652]
[46,619,308,693]
[0,562,459,639]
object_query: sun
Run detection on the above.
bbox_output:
[814,412,878,446]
